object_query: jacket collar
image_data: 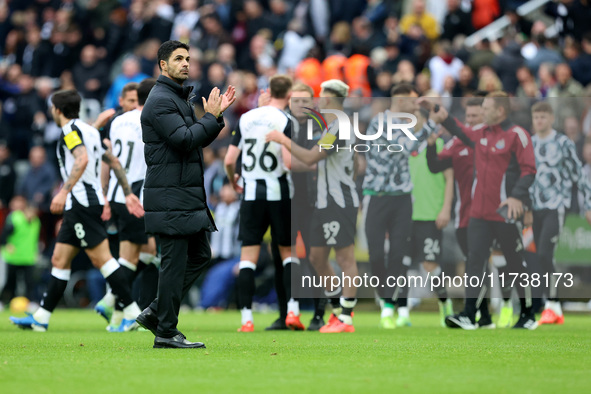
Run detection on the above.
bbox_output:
[157,75,193,100]
[488,118,513,132]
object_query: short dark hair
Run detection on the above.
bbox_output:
[138,78,157,106]
[466,97,483,107]
[120,82,139,98]
[157,40,190,71]
[269,75,293,99]
[390,82,417,97]
[51,90,81,119]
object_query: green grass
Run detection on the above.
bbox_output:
[0,309,590,393]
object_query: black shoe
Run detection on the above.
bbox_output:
[477,315,496,329]
[307,316,325,331]
[445,313,477,330]
[136,307,158,336]
[513,313,538,330]
[265,317,288,331]
[153,333,206,349]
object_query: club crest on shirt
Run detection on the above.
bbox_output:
[495,139,505,150]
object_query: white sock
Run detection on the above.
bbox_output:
[33,307,52,324]
[381,305,394,318]
[123,302,141,321]
[101,292,116,308]
[139,252,155,265]
[398,306,409,318]
[241,307,253,325]
[546,301,562,315]
[100,258,120,278]
[287,298,300,315]
[118,257,136,271]
[110,310,123,327]
[51,267,71,281]
[338,314,353,325]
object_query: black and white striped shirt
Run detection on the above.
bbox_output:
[56,119,105,210]
[231,106,293,202]
[316,119,359,209]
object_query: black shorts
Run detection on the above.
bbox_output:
[111,202,149,245]
[239,199,295,247]
[57,204,107,249]
[411,221,442,263]
[309,205,357,248]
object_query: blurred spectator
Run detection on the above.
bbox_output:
[103,56,148,110]
[277,20,315,73]
[393,59,416,84]
[0,142,16,225]
[363,0,389,26]
[267,0,291,40]
[210,184,241,260]
[325,21,352,57]
[477,67,503,92]
[441,0,473,41]
[382,41,410,74]
[21,26,47,77]
[344,53,372,97]
[351,16,387,54]
[515,66,539,98]
[196,12,232,57]
[330,0,367,26]
[171,0,201,42]
[399,0,440,41]
[0,195,40,305]
[525,35,563,75]
[4,73,43,159]
[472,0,501,30]
[72,44,109,101]
[467,39,495,74]
[243,0,272,40]
[18,146,57,213]
[138,38,162,77]
[538,62,556,97]
[491,41,523,94]
[504,6,533,39]
[428,41,464,95]
[217,43,237,75]
[239,34,274,75]
[548,63,584,128]
[452,65,478,96]
[570,32,591,87]
[295,56,323,96]
[415,72,431,95]
[564,115,585,161]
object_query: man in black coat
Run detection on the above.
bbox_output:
[136,40,236,349]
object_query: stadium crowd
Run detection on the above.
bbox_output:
[1,0,591,330]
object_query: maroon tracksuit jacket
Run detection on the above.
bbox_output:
[441,117,536,222]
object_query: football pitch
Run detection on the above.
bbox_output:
[1,310,590,393]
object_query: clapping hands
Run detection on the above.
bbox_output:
[203,86,237,117]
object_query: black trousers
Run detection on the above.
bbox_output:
[0,264,35,303]
[465,218,531,314]
[365,194,412,301]
[532,209,563,300]
[149,231,212,338]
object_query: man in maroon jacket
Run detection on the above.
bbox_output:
[427,91,538,330]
